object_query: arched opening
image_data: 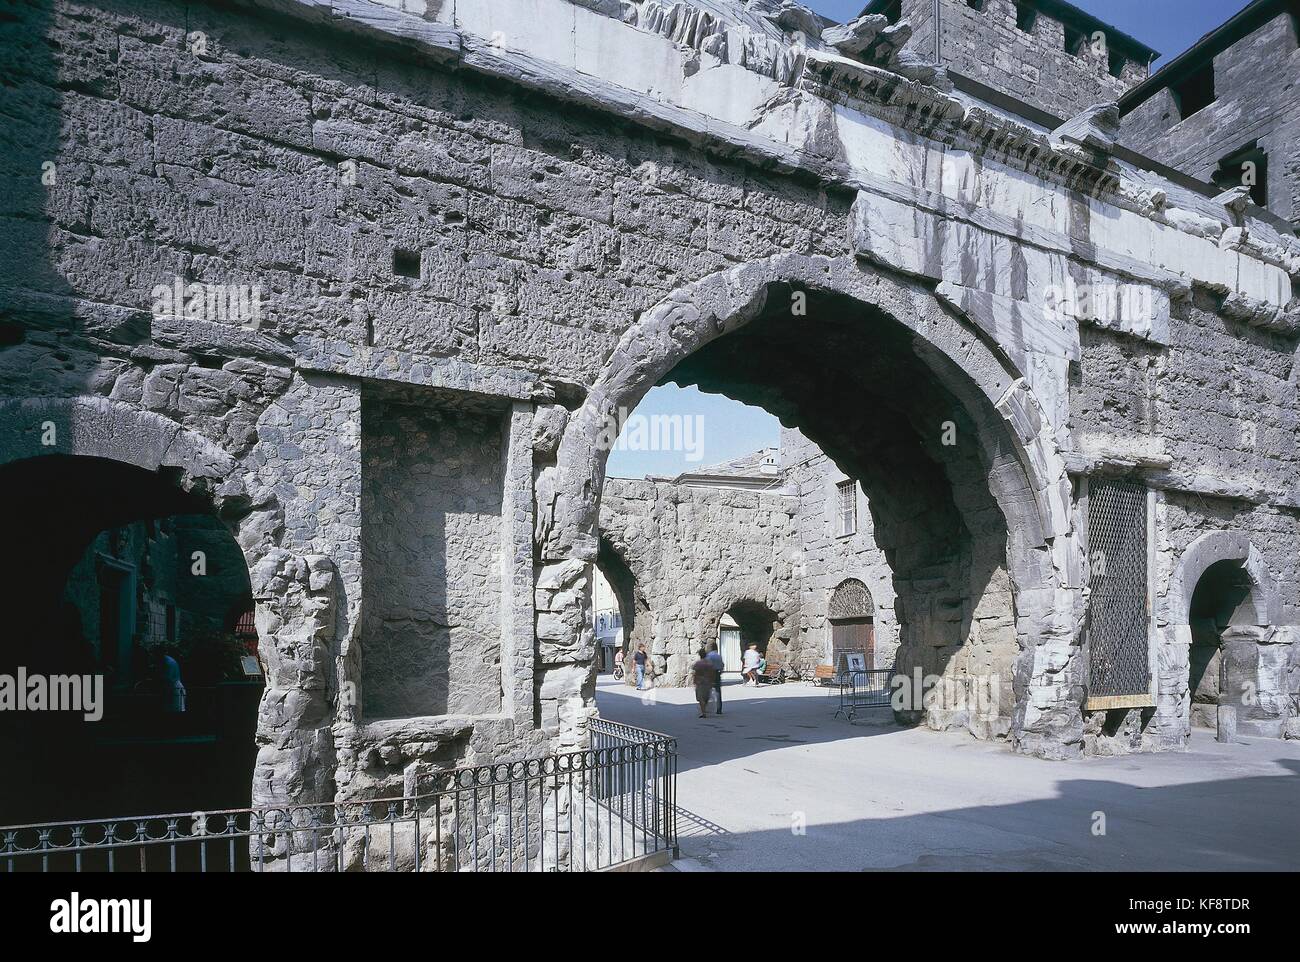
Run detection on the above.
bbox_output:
[566,257,1066,744]
[595,536,649,681]
[828,578,876,670]
[0,455,263,824]
[1187,558,1259,729]
[637,284,1028,727]
[717,600,780,674]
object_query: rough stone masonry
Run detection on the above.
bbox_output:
[1,0,1298,824]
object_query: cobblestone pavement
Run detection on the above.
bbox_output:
[596,675,1300,871]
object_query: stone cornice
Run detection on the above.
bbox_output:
[224,0,1299,299]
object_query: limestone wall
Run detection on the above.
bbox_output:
[780,427,898,674]
[599,478,799,685]
[1,0,1298,800]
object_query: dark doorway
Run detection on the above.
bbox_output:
[720,601,780,672]
[1187,559,1256,729]
[0,455,263,825]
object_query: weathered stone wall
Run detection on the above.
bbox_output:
[599,477,799,685]
[780,427,898,674]
[1070,289,1300,750]
[1120,10,1300,226]
[2,0,1298,798]
[890,0,1147,119]
[360,388,508,719]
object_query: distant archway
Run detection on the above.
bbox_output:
[596,537,651,684]
[828,578,876,668]
[716,600,781,673]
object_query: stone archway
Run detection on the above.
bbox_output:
[595,536,650,683]
[715,600,781,674]
[0,397,337,812]
[536,253,1084,758]
[1158,531,1284,741]
[828,578,876,669]
[1164,532,1276,629]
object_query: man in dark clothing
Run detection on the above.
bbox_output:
[633,644,648,690]
[705,642,725,714]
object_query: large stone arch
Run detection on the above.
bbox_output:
[0,396,339,810]
[538,253,1084,757]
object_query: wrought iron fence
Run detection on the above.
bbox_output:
[1,719,676,873]
[834,668,896,720]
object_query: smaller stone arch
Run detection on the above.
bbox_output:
[1165,531,1277,628]
[1155,530,1287,743]
[714,598,782,673]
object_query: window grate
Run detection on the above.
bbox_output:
[1086,479,1150,698]
[836,479,856,536]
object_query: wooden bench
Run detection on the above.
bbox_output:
[756,663,786,685]
[812,664,836,686]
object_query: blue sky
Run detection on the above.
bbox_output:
[806,1,1252,66]
[606,0,1251,479]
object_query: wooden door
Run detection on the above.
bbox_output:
[831,617,874,668]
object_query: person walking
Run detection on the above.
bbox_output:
[691,648,717,718]
[742,643,761,686]
[705,641,725,714]
[633,643,649,690]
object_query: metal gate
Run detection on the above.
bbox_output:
[1085,478,1151,707]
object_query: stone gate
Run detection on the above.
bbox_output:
[2,0,1298,814]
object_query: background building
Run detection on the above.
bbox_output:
[1119,0,1300,228]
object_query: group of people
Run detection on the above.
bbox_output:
[615,641,768,718]
[690,641,766,718]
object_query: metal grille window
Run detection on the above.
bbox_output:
[836,480,856,537]
[1086,478,1151,706]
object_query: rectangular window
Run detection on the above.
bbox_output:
[881,0,902,25]
[1015,3,1037,33]
[1107,49,1126,78]
[836,479,857,537]
[1063,24,1087,56]
[1171,63,1215,119]
[1085,478,1151,707]
[1212,142,1268,209]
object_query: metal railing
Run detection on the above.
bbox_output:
[1,720,677,873]
[834,668,896,720]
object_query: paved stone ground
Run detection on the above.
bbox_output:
[596,675,1300,871]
